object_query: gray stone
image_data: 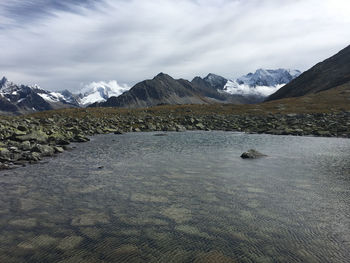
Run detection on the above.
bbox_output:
[16,130,48,144]
[175,124,186,132]
[0,148,11,161]
[195,123,205,130]
[54,146,64,153]
[73,135,90,142]
[241,149,267,159]
[32,144,55,157]
[20,141,32,151]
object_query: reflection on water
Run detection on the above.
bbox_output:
[0,131,349,262]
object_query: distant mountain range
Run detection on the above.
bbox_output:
[0,78,131,115]
[224,69,301,97]
[3,44,350,115]
[90,72,250,108]
[90,68,300,108]
[2,44,349,115]
[267,45,350,101]
[0,68,300,114]
[0,77,78,115]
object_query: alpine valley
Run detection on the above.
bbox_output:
[0,68,300,115]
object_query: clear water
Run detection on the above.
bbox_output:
[0,131,349,263]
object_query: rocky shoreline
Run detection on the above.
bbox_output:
[1,110,349,170]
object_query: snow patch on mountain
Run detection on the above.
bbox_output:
[78,80,130,106]
[0,78,26,95]
[223,69,301,97]
[237,69,301,87]
[37,92,65,103]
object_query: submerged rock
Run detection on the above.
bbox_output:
[175,225,212,239]
[194,251,236,263]
[71,212,110,226]
[54,146,64,153]
[0,163,11,170]
[114,130,124,135]
[9,218,37,228]
[72,134,90,143]
[161,205,192,223]
[154,133,167,136]
[110,244,141,261]
[57,236,83,250]
[25,234,58,248]
[240,149,267,159]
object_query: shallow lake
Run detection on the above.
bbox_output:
[0,131,349,262]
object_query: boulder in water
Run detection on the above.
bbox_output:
[241,149,267,159]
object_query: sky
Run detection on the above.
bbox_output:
[0,0,349,92]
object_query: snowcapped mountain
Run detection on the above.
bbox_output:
[224,69,301,97]
[0,69,300,114]
[237,69,301,87]
[0,77,79,115]
[77,81,130,106]
[0,77,130,114]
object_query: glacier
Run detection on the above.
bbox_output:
[223,68,301,97]
[78,80,130,106]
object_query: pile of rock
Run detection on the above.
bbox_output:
[0,117,90,169]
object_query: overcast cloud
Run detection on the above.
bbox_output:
[0,0,349,91]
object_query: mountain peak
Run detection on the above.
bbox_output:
[205,73,220,78]
[154,72,172,79]
[203,73,228,90]
[0,76,8,87]
[236,68,301,87]
[155,72,166,77]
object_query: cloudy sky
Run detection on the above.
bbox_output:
[0,0,349,91]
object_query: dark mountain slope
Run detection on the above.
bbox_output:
[92,73,208,108]
[0,96,19,113]
[190,77,228,101]
[203,73,228,90]
[267,45,350,101]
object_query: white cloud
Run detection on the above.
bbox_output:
[224,81,285,97]
[0,0,349,91]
